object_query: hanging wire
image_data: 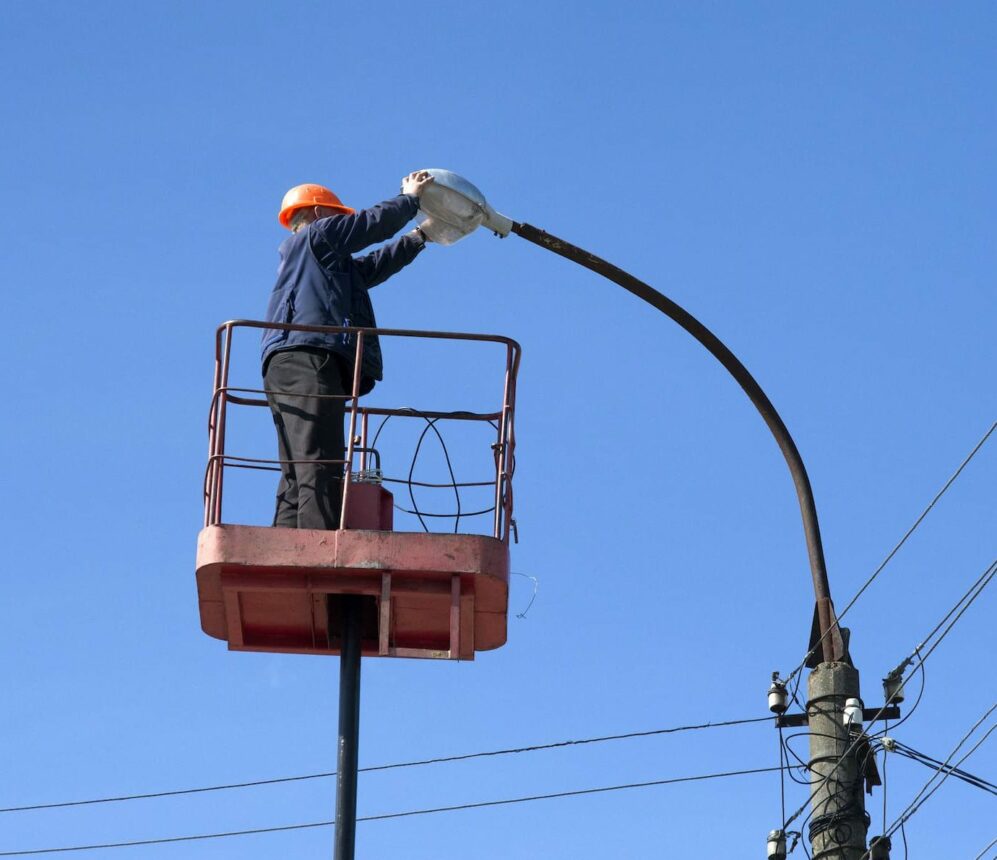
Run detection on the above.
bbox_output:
[781,730,832,785]
[775,729,807,855]
[409,415,459,531]
[786,831,802,857]
[787,666,807,714]
[511,572,540,618]
[369,408,501,533]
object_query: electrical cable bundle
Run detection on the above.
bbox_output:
[886,739,997,796]
[369,409,508,534]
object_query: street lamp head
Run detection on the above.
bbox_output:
[415,168,513,245]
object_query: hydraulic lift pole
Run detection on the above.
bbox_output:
[333,596,363,860]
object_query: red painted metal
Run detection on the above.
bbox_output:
[195,522,509,660]
[197,321,520,661]
[341,482,393,531]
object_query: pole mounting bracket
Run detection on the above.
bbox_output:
[775,705,900,729]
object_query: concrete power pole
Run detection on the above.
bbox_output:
[807,662,868,859]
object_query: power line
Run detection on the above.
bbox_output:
[974,835,997,860]
[0,765,784,856]
[863,706,997,858]
[0,822,329,856]
[0,715,774,814]
[899,560,995,679]
[888,720,996,837]
[789,420,996,682]
[912,560,997,655]
[889,739,997,796]
[357,765,783,820]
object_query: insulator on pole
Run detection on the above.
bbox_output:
[767,829,787,859]
[883,670,906,704]
[869,834,892,859]
[768,672,789,714]
[843,697,864,728]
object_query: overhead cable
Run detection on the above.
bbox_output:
[890,560,996,684]
[862,705,997,857]
[974,836,997,860]
[789,420,996,683]
[0,765,784,856]
[888,739,997,796]
[0,715,774,814]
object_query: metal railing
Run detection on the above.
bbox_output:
[204,320,521,542]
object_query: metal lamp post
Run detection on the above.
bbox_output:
[416,168,868,857]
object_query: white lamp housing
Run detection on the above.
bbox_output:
[415,168,513,245]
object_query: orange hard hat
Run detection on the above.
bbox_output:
[278,183,354,228]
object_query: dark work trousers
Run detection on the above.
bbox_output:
[263,348,348,529]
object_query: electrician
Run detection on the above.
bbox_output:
[260,172,434,529]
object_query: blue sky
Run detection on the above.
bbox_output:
[2,2,994,857]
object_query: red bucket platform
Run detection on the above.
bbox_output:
[197,321,520,662]
[196,492,509,660]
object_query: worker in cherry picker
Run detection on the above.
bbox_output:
[260,171,435,530]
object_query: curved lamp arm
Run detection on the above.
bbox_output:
[511,221,844,664]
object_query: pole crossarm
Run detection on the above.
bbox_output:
[511,222,841,660]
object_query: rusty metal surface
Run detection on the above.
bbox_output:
[512,221,835,647]
[807,597,849,665]
[218,318,522,348]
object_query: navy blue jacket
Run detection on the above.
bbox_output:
[261,194,425,394]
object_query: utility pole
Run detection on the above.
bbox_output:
[806,662,867,859]
[333,596,363,860]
